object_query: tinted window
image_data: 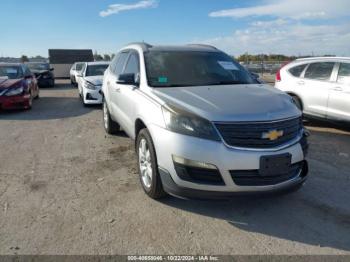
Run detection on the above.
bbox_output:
[145,51,254,87]
[113,52,129,76]
[123,52,139,75]
[0,66,23,79]
[337,63,350,85]
[85,64,109,76]
[304,62,335,81]
[289,64,307,77]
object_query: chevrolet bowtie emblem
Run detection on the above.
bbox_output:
[262,130,284,141]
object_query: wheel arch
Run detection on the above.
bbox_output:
[287,92,304,110]
[135,118,147,139]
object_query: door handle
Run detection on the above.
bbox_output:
[115,87,121,92]
[297,81,305,85]
[332,86,343,92]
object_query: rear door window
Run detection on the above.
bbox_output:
[337,63,350,85]
[289,64,307,77]
[304,62,335,81]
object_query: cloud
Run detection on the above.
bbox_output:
[197,23,350,56]
[209,0,349,20]
[100,0,157,17]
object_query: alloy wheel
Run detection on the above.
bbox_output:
[138,138,152,189]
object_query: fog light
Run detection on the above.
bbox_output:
[172,155,217,170]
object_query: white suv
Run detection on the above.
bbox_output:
[102,43,308,199]
[275,57,350,122]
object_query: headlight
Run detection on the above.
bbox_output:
[84,81,97,90]
[5,87,24,96]
[162,105,221,141]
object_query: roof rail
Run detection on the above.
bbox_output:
[126,42,153,51]
[187,44,218,50]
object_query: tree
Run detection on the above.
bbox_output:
[93,51,103,61]
[21,55,29,63]
[103,54,111,61]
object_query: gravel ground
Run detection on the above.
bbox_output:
[0,80,349,255]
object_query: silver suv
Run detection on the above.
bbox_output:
[102,43,309,199]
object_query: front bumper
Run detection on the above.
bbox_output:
[149,124,308,198]
[0,94,31,110]
[83,88,103,104]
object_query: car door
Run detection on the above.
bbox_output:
[107,51,130,125]
[114,50,141,136]
[327,62,350,121]
[300,62,336,118]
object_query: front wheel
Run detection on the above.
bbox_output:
[137,128,167,199]
[103,99,120,134]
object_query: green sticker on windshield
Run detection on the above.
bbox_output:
[158,76,168,83]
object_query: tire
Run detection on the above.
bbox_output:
[291,95,302,111]
[27,90,33,110]
[136,128,167,199]
[103,99,120,134]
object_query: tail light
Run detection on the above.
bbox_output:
[276,69,282,82]
[275,61,291,82]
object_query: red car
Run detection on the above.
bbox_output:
[0,63,39,110]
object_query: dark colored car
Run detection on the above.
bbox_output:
[27,62,55,87]
[0,63,39,110]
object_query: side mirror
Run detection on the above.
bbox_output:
[24,74,33,79]
[117,73,139,86]
[50,68,54,71]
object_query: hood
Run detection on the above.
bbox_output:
[0,78,22,90]
[152,84,301,122]
[84,76,103,86]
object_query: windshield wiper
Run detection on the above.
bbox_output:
[206,81,247,86]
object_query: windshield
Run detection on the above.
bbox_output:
[0,66,23,79]
[76,63,84,71]
[145,51,255,87]
[27,63,49,71]
[85,64,109,77]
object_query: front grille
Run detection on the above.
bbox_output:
[230,162,304,186]
[215,117,302,149]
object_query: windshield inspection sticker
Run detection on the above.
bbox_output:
[158,76,168,83]
[218,61,239,70]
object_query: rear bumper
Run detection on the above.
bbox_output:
[0,94,31,110]
[159,161,308,199]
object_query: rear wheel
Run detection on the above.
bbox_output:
[137,128,167,199]
[103,99,120,134]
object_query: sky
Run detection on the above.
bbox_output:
[1,0,350,57]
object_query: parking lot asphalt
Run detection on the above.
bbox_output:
[0,80,349,255]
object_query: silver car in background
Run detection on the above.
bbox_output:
[102,43,309,199]
[275,57,350,122]
[70,62,85,86]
